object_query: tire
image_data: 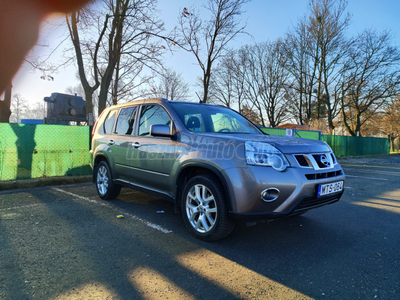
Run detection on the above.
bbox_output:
[181,174,235,241]
[95,161,121,200]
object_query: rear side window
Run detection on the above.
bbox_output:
[103,110,117,133]
[115,106,137,135]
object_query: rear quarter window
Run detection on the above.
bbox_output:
[104,110,117,133]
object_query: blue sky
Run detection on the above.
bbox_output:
[12,0,400,106]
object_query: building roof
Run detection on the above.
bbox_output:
[276,123,310,130]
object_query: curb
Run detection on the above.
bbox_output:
[0,175,92,191]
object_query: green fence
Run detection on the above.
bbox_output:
[261,127,321,140]
[261,127,390,157]
[322,135,390,157]
[0,123,91,181]
[0,124,392,182]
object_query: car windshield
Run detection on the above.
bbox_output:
[170,102,263,134]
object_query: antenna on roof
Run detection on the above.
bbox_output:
[195,92,203,104]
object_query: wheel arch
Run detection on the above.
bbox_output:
[175,163,233,211]
[93,154,110,183]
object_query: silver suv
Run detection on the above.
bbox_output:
[90,98,345,241]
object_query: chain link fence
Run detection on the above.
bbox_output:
[0,123,91,181]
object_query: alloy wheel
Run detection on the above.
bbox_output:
[96,165,109,196]
[185,184,218,233]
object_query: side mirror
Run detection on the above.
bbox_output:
[150,124,173,138]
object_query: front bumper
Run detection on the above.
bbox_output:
[224,162,345,222]
[229,190,344,222]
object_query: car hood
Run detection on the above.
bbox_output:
[193,133,330,154]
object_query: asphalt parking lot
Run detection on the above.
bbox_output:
[0,156,399,300]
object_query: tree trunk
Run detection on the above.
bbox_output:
[203,71,211,103]
[0,82,12,123]
[298,74,304,125]
[112,59,121,105]
[390,135,395,152]
[341,103,355,136]
[84,89,94,119]
[98,55,118,114]
[98,83,109,115]
[67,12,99,119]
[355,113,362,136]
[97,0,126,114]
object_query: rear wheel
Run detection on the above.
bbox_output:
[181,174,235,241]
[95,161,121,200]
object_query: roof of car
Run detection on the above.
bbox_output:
[107,98,224,109]
[109,98,166,108]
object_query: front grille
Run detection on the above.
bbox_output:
[294,193,342,212]
[295,155,310,167]
[294,152,335,170]
[305,170,343,180]
[330,153,337,164]
[312,154,331,168]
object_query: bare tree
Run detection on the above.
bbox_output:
[65,0,173,116]
[284,0,350,132]
[384,97,400,151]
[209,54,237,108]
[241,104,262,126]
[148,69,190,100]
[10,93,29,123]
[240,42,291,127]
[26,101,45,120]
[177,0,248,103]
[284,19,317,125]
[209,49,248,113]
[66,8,101,118]
[65,83,85,97]
[308,0,351,133]
[341,30,400,136]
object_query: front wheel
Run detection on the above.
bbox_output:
[95,161,121,200]
[181,174,235,241]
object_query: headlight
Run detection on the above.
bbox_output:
[245,142,290,171]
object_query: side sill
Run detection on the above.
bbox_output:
[114,179,174,202]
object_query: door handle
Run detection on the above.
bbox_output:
[133,142,140,149]
[108,140,115,146]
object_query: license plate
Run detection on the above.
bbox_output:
[318,181,344,197]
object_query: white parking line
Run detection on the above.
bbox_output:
[0,203,43,211]
[368,170,400,175]
[52,188,172,234]
[345,175,388,181]
[342,167,400,176]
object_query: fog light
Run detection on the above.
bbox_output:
[261,188,280,202]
